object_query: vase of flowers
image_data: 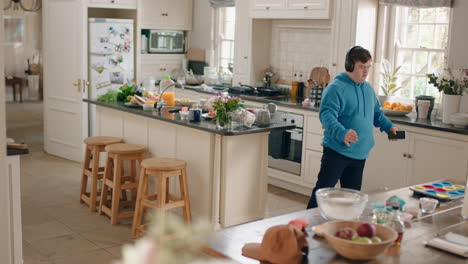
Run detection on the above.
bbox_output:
[427,70,465,124]
[206,93,241,130]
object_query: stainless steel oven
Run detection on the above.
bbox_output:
[268,113,303,175]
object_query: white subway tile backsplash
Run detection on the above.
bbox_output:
[270,23,331,84]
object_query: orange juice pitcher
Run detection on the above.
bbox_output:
[162,92,175,106]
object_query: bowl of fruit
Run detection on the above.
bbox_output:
[382,101,413,117]
[314,221,397,260]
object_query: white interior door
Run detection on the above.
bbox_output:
[43,0,87,162]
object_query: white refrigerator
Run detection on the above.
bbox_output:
[88,18,134,136]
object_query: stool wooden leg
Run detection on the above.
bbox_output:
[99,156,112,215]
[80,147,91,204]
[130,160,138,206]
[111,157,123,225]
[179,168,192,222]
[157,174,167,209]
[90,147,100,212]
[132,167,146,239]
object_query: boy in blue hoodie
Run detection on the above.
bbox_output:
[307,46,398,209]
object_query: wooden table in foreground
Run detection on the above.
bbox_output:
[207,181,467,264]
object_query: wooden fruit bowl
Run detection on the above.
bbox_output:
[314,221,397,260]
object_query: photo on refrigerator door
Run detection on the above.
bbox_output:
[110,72,125,84]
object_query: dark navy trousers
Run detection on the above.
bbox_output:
[307,147,366,209]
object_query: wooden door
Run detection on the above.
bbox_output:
[43,0,87,162]
[407,133,468,185]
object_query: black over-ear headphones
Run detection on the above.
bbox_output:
[345,46,364,72]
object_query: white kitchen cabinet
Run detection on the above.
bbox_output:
[363,130,408,192]
[88,0,137,9]
[139,0,192,30]
[253,0,287,10]
[251,0,329,19]
[407,133,468,185]
[138,54,184,82]
[303,149,322,184]
[233,0,252,85]
[364,126,468,192]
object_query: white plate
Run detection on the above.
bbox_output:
[124,102,142,108]
[383,109,411,117]
[202,113,215,119]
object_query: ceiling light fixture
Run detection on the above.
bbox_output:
[4,0,41,12]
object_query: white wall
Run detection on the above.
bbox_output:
[0,2,11,263]
[189,0,214,56]
[3,0,42,77]
[448,0,468,69]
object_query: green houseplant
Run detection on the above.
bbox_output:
[427,69,466,124]
[380,59,402,96]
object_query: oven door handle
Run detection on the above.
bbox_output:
[285,128,302,134]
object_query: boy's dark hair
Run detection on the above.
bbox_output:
[345,46,372,72]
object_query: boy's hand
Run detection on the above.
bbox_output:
[344,129,358,147]
[389,127,398,141]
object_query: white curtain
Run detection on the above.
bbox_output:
[209,0,235,8]
[379,0,453,7]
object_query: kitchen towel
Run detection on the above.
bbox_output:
[426,232,468,258]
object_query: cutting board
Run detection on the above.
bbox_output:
[305,67,330,98]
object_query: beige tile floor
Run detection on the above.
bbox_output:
[7,101,309,264]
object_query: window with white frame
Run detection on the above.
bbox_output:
[390,6,450,100]
[216,7,236,71]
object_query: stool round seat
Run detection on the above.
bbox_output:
[141,158,186,170]
[84,136,122,146]
[105,143,146,154]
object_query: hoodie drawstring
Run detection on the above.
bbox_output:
[361,86,366,118]
[355,85,360,116]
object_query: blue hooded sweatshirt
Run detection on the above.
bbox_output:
[320,72,393,160]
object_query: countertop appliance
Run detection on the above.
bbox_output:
[268,113,303,176]
[88,18,134,136]
[229,84,281,97]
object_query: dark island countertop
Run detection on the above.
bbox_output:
[179,86,468,136]
[84,99,296,136]
[206,179,467,264]
[7,148,29,156]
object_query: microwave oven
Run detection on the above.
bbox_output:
[141,29,186,54]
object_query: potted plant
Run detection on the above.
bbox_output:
[427,69,465,124]
[379,59,402,104]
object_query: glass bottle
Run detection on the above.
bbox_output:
[385,205,405,246]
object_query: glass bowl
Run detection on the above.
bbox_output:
[316,188,368,221]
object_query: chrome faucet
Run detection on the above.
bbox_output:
[157,83,183,112]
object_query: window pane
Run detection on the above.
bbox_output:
[421,8,435,22]
[408,8,419,23]
[436,8,449,23]
[221,40,234,59]
[414,51,428,74]
[397,50,412,74]
[402,25,418,48]
[419,25,435,48]
[398,75,413,98]
[414,77,428,96]
[427,82,441,99]
[434,25,448,49]
[428,52,445,73]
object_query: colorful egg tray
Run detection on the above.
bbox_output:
[409,181,466,202]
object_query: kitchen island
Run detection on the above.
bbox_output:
[84,99,295,228]
[206,180,468,263]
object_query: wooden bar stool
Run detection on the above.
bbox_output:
[99,143,146,224]
[131,158,192,238]
[80,136,123,212]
